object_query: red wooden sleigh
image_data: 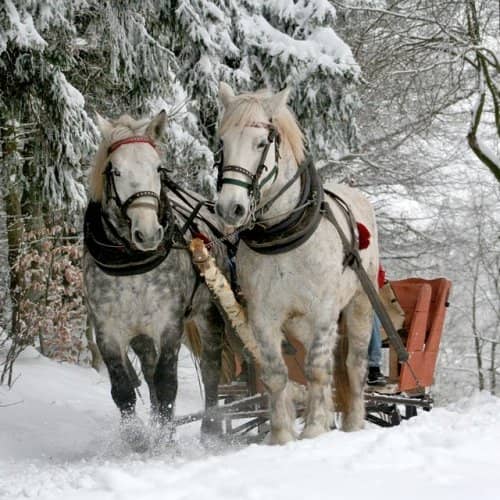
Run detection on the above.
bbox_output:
[389,277,452,392]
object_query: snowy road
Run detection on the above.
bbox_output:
[1,348,499,500]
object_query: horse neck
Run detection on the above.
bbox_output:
[258,153,301,226]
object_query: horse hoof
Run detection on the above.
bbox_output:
[268,429,296,445]
[121,416,150,453]
[300,423,329,440]
[201,417,223,436]
[200,431,225,450]
[341,417,365,432]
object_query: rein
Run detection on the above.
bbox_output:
[321,191,414,373]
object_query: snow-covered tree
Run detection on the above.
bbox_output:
[1,0,95,212]
[1,0,361,375]
[168,0,361,159]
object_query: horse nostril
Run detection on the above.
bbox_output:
[233,204,245,218]
[134,230,145,243]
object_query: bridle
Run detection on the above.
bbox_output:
[104,136,163,221]
[216,121,281,209]
[86,134,224,275]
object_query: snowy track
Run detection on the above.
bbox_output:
[1,348,499,500]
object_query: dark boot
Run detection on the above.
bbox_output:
[367,366,387,386]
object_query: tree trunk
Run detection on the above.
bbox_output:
[471,260,485,391]
[1,189,25,385]
[491,342,497,395]
[5,190,23,339]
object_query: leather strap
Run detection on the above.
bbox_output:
[322,191,409,363]
[240,159,323,254]
[108,136,156,154]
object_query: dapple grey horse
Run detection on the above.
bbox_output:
[83,111,226,451]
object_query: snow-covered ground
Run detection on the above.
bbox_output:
[1,347,500,500]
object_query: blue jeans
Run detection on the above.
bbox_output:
[368,314,382,368]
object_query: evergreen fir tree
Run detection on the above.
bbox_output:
[169,0,360,160]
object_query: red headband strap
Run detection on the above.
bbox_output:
[108,136,157,155]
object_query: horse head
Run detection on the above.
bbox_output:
[93,111,168,251]
[215,82,304,229]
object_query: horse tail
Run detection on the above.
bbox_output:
[184,320,202,357]
[334,316,351,414]
[184,320,236,384]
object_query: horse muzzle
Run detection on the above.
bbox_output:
[215,198,249,228]
[131,222,164,251]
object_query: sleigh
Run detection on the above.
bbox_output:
[177,240,452,439]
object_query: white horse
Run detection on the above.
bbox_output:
[215,83,379,444]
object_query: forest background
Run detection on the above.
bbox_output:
[0,0,498,400]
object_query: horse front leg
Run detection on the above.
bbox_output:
[193,309,224,438]
[96,332,149,452]
[342,292,372,431]
[253,321,296,445]
[301,321,336,439]
[154,330,182,439]
[130,334,159,413]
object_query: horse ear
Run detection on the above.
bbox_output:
[219,82,236,108]
[265,87,291,117]
[145,110,168,140]
[95,112,113,139]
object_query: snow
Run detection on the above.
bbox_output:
[2,347,500,500]
[239,15,359,77]
[2,0,47,54]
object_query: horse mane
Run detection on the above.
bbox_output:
[220,89,305,166]
[89,114,150,201]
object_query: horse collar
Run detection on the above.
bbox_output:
[84,200,180,276]
[85,165,180,276]
[240,159,324,254]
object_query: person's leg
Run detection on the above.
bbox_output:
[367,315,386,386]
[368,314,382,368]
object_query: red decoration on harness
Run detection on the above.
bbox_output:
[108,136,157,154]
[357,222,371,250]
[378,265,386,289]
[192,232,211,246]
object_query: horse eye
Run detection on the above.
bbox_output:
[257,140,267,149]
[108,163,121,176]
